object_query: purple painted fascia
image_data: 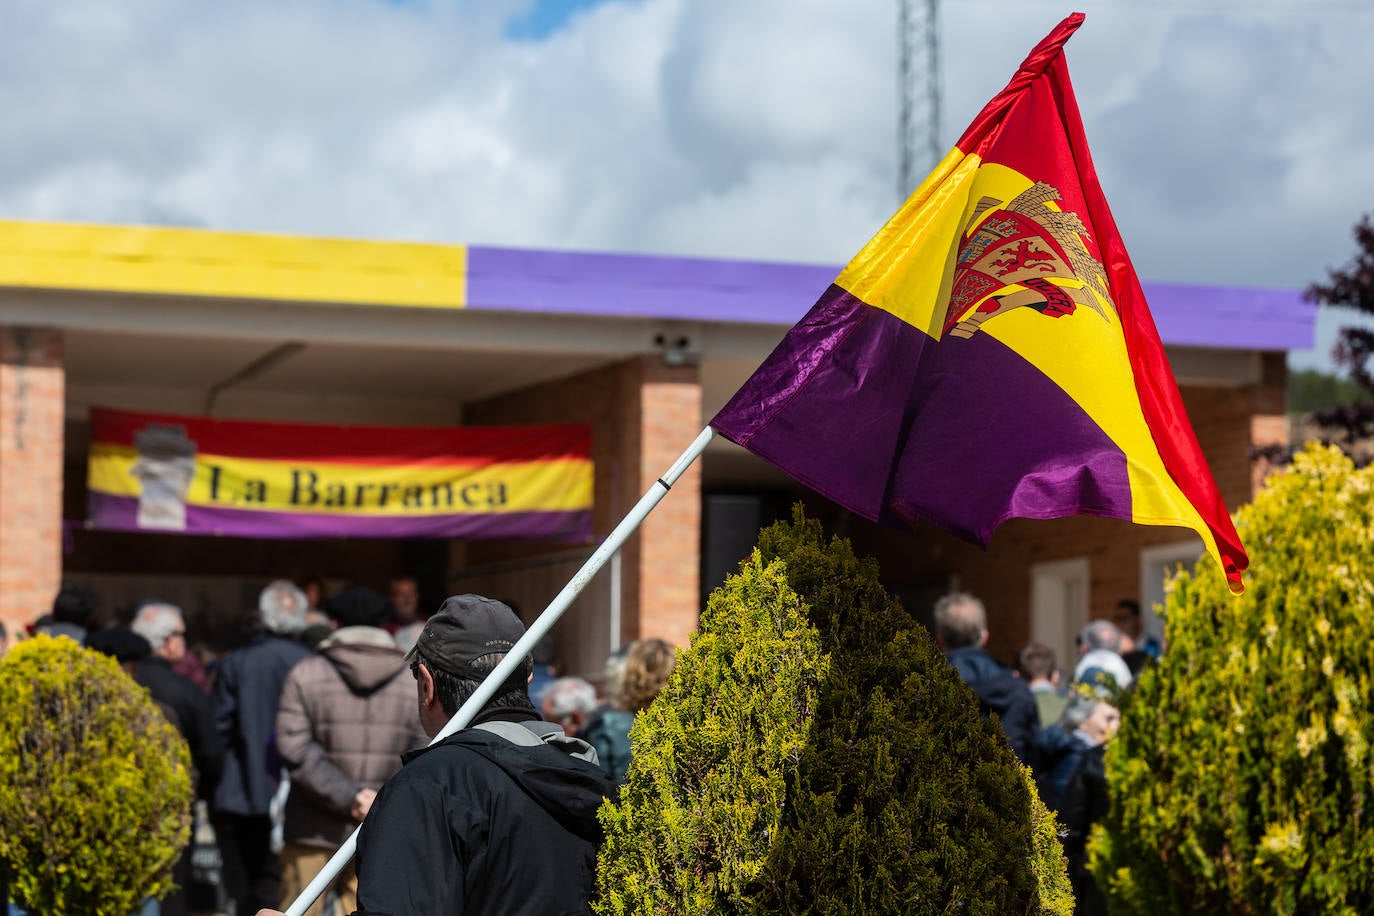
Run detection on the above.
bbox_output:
[1139,281,1314,352]
[467,246,1315,352]
[467,246,835,325]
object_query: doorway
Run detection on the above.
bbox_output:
[1030,556,1090,674]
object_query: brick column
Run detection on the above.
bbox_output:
[465,356,703,656]
[1249,352,1289,496]
[0,327,65,638]
[631,362,702,649]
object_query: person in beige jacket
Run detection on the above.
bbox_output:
[275,587,426,916]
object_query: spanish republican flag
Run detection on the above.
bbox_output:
[711,13,1248,593]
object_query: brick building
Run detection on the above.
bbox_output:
[0,220,1312,675]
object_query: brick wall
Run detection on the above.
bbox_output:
[0,327,65,639]
[465,357,703,666]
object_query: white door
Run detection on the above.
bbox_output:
[1139,540,1203,648]
[1031,557,1090,675]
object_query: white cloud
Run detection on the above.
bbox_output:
[0,0,1371,306]
[644,155,893,262]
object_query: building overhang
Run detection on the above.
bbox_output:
[0,218,1315,349]
[0,219,1310,441]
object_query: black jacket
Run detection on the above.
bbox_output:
[136,655,225,799]
[1033,725,1093,811]
[352,713,615,916]
[212,633,312,816]
[945,646,1041,764]
[1058,743,1109,916]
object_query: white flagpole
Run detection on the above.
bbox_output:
[283,425,716,916]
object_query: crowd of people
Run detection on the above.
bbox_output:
[1,576,677,916]
[2,578,1155,916]
[935,593,1160,916]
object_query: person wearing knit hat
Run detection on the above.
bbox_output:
[323,587,392,630]
[87,625,153,672]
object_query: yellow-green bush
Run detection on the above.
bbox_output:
[595,508,1071,914]
[1091,444,1374,913]
[0,635,193,915]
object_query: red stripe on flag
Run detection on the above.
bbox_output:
[1047,56,1248,591]
[954,13,1085,158]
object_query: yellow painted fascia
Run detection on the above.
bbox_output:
[0,220,467,308]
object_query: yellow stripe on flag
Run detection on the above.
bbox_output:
[836,149,983,338]
[966,162,1209,535]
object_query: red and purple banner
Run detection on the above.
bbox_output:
[87,407,593,541]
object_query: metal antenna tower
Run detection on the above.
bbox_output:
[897,0,942,204]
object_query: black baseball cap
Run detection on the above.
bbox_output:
[404,594,528,677]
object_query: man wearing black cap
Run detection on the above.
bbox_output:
[258,594,615,916]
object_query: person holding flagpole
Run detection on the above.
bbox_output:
[257,594,615,916]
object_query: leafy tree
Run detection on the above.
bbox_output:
[595,508,1071,915]
[1286,368,1364,414]
[1091,444,1374,914]
[1250,218,1374,471]
[0,636,193,915]
[1308,216,1374,392]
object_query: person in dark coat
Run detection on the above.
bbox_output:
[37,583,96,644]
[212,581,314,916]
[1060,742,1109,915]
[131,602,225,798]
[256,594,615,916]
[579,638,675,785]
[934,592,1041,763]
[573,641,633,773]
[1042,693,1118,915]
[132,602,226,916]
[1032,690,1104,810]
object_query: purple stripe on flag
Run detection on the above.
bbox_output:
[86,492,592,542]
[711,285,1132,544]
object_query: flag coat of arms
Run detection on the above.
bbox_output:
[711,12,1248,593]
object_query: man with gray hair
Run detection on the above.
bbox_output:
[131,601,224,798]
[1073,619,1133,690]
[541,676,599,736]
[212,581,314,916]
[132,600,225,916]
[933,592,1039,763]
[260,579,311,636]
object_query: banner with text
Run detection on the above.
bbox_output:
[86,407,594,541]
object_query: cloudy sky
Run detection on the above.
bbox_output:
[3,0,1370,363]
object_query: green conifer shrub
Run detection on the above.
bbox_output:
[0,635,193,915]
[1090,444,1374,914]
[595,508,1071,915]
